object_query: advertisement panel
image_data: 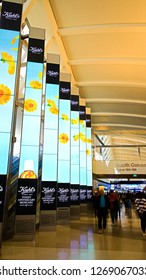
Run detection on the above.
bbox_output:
[41,54,60,211]
[16,31,45,216]
[70,94,80,205]
[79,102,87,203]
[0,0,23,224]
[57,76,71,208]
[0,1,22,31]
[86,111,93,202]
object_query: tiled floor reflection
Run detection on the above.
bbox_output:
[1,207,146,260]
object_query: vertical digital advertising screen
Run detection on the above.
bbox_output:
[79,101,87,203]
[0,0,23,222]
[57,74,71,207]
[70,94,80,205]
[41,54,60,211]
[16,31,45,216]
[86,109,93,202]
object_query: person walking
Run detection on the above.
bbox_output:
[135,192,146,237]
[96,187,109,234]
[108,190,119,225]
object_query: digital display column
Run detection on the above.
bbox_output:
[79,99,87,208]
[70,88,80,218]
[15,27,45,234]
[86,108,93,203]
[0,0,23,237]
[40,54,60,226]
[57,73,71,223]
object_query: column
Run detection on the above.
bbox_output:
[57,73,71,224]
[79,98,87,215]
[40,53,60,227]
[15,27,45,236]
[86,108,93,213]
[70,87,80,219]
[0,0,23,241]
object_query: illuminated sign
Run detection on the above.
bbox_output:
[16,35,44,216]
[0,28,20,175]
[70,95,80,205]
[41,56,60,211]
[79,105,87,203]
[57,79,71,207]
[86,113,92,202]
[16,179,37,215]
[0,1,22,31]
[0,1,23,222]
[40,182,56,210]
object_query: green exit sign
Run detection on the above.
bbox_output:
[133,174,137,177]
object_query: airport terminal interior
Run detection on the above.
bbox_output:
[1,0,146,260]
[1,205,146,260]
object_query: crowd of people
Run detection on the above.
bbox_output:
[93,187,146,236]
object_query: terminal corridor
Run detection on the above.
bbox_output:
[0,206,146,260]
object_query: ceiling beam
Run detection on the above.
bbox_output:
[92,123,146,129]
[76,81,146,88]
[45,35,54,53]
[91,112,146,118]
[95,144,146,148]
[42,0,75,85]
[69,57,146,66]
[58,23,146,36]
[86,98,146,105]
[22,0,37,22]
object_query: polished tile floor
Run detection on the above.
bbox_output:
[0,206,146,260]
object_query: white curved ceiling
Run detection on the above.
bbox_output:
[22,0,146,161]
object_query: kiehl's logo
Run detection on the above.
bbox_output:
[2,11,20,20]
[29,47,43,55]
[71,100,78,106]
[60,87,70,94]
[80,110,85,115]
[47,70,59,77]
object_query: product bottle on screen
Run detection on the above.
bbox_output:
[20,159,37,179]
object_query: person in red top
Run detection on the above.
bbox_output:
[108,190,119,225]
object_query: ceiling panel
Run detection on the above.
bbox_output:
[22,0,146,164]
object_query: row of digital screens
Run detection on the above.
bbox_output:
[0,29,92,185]
[0,29,19,174]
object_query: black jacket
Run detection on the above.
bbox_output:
[96,195,110,212]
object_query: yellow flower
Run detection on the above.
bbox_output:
[71,119,78,125]
[8,61,15,75]
[0,84,12,105]
[87,138,92,143]
[73,134,79,141]
[1,52,15,75]
[1,52,14,62]
[11,48,18,51]
[80,120,83,124]
[47,99,56,107]
[24,99,37,112]
[79,132,84,137]
[86,149,90,155]
[30,80,42,89]
[11,36,19,45]
[59,133,69,144]
[38,72,42,80]
[49,106,58,114]
[80,133,86,142]
[61,114,69,121]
